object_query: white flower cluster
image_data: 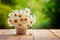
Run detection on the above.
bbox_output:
[8,8,36,27]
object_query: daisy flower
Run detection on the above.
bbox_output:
[8,8,36,27]
[24,8,30,15]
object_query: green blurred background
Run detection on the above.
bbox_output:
[0,0,60,29]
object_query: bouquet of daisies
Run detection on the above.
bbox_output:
[8,8,36,27]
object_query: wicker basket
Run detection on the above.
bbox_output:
[15,26,28,35]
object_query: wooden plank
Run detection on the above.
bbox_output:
[0,29,9,40]
[6,34,33,40]
[0,29,16,40]
[0,29,60,40]
[0,29,33,40]
[17,35,33,40]
[6,29,33,40]
[30,29,60,40]
[49,29,60,39]
[6,35,18,40]
[4,29,16,35]
[0,35,9,40]
[0,29,8,35]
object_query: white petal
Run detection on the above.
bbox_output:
[8,13,13,17]
[14,10,19,13]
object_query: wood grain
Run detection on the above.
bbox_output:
[29,29,60,40]
[49,29,60,39]
[0,29,60,40]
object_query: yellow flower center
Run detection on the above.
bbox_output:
[26,10,28,13]
[9,19,11,22]
[19,14,22,17]
[14,14,17,16]
[26,24,29,27]
[20,18,23,21]
[30,21,32,24]
[14,19,17,23]
[18,23,22,27]
[24,18,27,21]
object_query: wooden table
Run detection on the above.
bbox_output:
[0,29,60,40]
